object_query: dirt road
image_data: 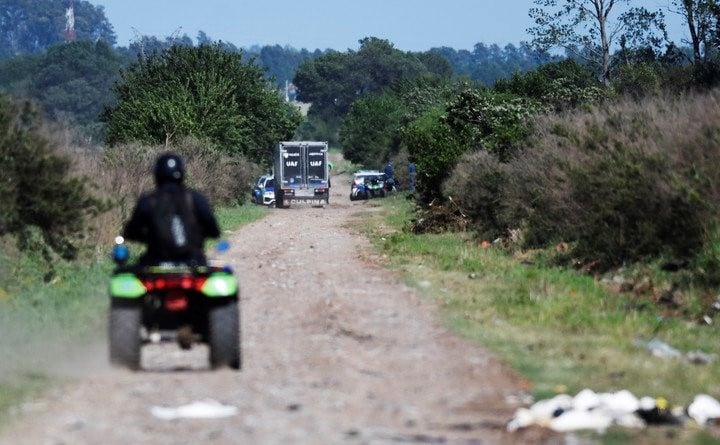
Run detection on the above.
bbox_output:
[1,178,536,444]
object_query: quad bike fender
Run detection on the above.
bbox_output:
[110,273,146,299]
[201,273,239,298]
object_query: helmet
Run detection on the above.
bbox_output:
[154,153,185,185]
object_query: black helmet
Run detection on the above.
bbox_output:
[154,153,185,185]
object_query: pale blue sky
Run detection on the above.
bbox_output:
[98,0,688,51]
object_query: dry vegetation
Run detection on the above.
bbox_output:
[57,136,263,250]
[444,90,720,274]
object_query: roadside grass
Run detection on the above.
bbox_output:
[215,204,267,234]
[0,246,109,427]
[0,203,266,427]
[362,196,720,441]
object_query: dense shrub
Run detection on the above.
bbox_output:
[442,151,507,239]
[444,89,542,161]
[612,63,661,99]
[403,107,466,199]
[0,96,102,260]
[494,59,605,111]
[94,137,262,244]
[339,94,404,168]
[389,148,411,191]
[447,91,720,269]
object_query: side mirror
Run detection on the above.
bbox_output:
[112,236,129,265]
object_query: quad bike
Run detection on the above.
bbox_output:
[350,181,370,201]
[108,238,241,370]
[365,176,386,198]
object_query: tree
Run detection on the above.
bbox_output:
[250,44,323,87]
[528,0,666,83]
[339,95,404,167]
[0,40,127,140]
[444,89,542,161]
[294,50,358,116]
[33,41,125,130]
[494,59,606,110]
[103,44,302,165]
[341,76,465,170]
[0,0,115,58]
[403,107,468,200]
[429,42,557,85]
[671,0,719,62]
[294,37,440,118]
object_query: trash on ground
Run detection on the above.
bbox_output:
[688,395,720,426]
[150,399,238,420]
[636,337,715,365]
[641,338,682,359]
[507,389,695,433]
[686,350,717,365]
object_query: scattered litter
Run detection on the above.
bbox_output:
[504,392,534,406]
[507,389,691,433]
[687,350,717,365]
[418,281,431,289]
[636,338,716,365]
[688,395,720,426]
[549,409,614,433]
[151,400,238,420]
[643,338,683,359]
[701,297,720,325]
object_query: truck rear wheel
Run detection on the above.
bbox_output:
[109,303,141,370]
[209,300,241,370]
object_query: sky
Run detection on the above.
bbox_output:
[98,0,689,52]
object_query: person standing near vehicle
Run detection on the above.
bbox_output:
[122,153,221,266]
[408,159,417,191]
[384,160,394,181]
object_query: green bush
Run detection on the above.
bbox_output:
[339,94,404,168]
[296,112,340,146]
[494,59,605,111]
[442,151,508,239]
[444,89,542,161]
[103,44,301,165]
[0,95,102,260]
[612,63,661,99]
[403,107,466,199]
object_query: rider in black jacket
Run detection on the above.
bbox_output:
[122,153,221,266]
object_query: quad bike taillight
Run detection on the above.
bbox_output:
[142,276,208,292]
[164,293,189,311]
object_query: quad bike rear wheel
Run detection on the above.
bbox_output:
[109,303,141,370]
[209,300,241,369]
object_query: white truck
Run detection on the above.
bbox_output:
[274,141,330,208]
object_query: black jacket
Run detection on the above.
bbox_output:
[122,183,221,265]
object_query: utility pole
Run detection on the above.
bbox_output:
[64,0,76,42]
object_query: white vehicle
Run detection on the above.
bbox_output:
[251,175,275,206]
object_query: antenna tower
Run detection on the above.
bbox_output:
[64,0,76,42]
